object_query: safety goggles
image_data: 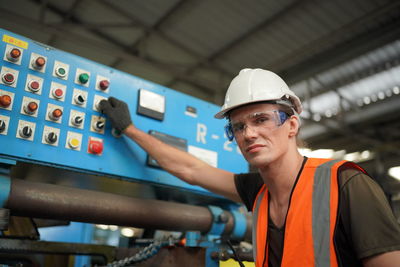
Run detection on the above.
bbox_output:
[224,110,289,141]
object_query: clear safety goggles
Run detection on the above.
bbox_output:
[225,110,289,141]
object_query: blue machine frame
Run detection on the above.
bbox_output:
[0,29,247,197]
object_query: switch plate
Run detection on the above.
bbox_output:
[65,131,82,151]
[29,52,47,73]
[16,120,36,141]
[3,44,23,65]
[45,103,64,123]
[25,74,44,95]
[0,89,15,111]
[0,115,10,135]
[69,109,85,129]
[53,60,69,80]
[0,66,19,88]
[42,125,60,146]
[20,96,40,117]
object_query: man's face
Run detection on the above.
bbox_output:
[229,103,291,168]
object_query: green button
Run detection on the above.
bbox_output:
[56,67,66,77]
[79,73,89,84]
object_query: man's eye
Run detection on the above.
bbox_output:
[255,116,269,124]
[232,124,245,132]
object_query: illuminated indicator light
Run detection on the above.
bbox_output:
[46,132,58,144]
[68,137,80,149]
[99,80,109,90]
[74,94,86,105]
[28,80,40,92]
[20,126,32,138]
[78,73,89,84]
[49,108,63,121]
[7,48,21,61]
[24,101,38,114]
[89,140,103,155]
[53,88,64,99]
[55,67,67,78]
[32,57,46,69]
[0,95,12,108]
[0,120,5,133]
[2,73,15,85]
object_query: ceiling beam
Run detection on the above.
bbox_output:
[0,8,220,96]
[277,2,400,84]
[165,0,307,88]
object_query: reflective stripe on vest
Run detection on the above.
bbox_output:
[252,158,355,267]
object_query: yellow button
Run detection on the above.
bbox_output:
[68,137,80,149]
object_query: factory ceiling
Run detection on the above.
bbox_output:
[1,0,400,196]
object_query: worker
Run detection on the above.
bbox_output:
[99,68,400,267]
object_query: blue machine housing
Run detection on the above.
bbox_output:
[0,29,248,198]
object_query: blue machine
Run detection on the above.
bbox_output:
[0,28,247,197]
[0,29,251,267]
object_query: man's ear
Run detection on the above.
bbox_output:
[288,116,300,137]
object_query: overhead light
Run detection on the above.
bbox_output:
[388,166,400,181]
[121,228,135,237]
[393,86,399,95]
[96,224,109,230]
[363,96,371,105]
[298,148,335,158]
[109,225,118,231]
[378,91,385,100]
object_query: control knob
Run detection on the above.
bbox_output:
[74,94,86,105]
[19,126,32,138]
[0,120,5,133]
[45,132,58,144]
[93,120,105,131]
[72,115,84,126]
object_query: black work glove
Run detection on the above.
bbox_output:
[99,97,132,132]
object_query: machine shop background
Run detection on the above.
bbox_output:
[0,0,400,266]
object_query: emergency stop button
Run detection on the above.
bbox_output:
[88,137,103,155]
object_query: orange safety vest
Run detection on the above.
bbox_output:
[252,158,365,267]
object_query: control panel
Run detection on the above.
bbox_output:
[0,29,247,196]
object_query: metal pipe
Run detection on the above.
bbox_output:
[5,179,252,240]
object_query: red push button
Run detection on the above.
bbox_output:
[7,48,21,62]
[99,80,109,90]
[33,56,46,69]
[0,95,12,108]
[2,73,15,85]
[49,108,63,121]
[88,138,103,155]
[28,80,40,92]
[52,88,64,99]
[24,101,38,114]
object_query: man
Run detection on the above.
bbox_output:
[100,68,400,267]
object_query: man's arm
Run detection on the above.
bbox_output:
[100,97,241,203]
[363,251,400,267]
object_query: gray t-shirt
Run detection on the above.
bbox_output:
[234,158,400,267]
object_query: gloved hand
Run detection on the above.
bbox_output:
[99,97,132,132]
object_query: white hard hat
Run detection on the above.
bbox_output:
[214,68,302,119]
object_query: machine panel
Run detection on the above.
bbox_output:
[0,29,247,196]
